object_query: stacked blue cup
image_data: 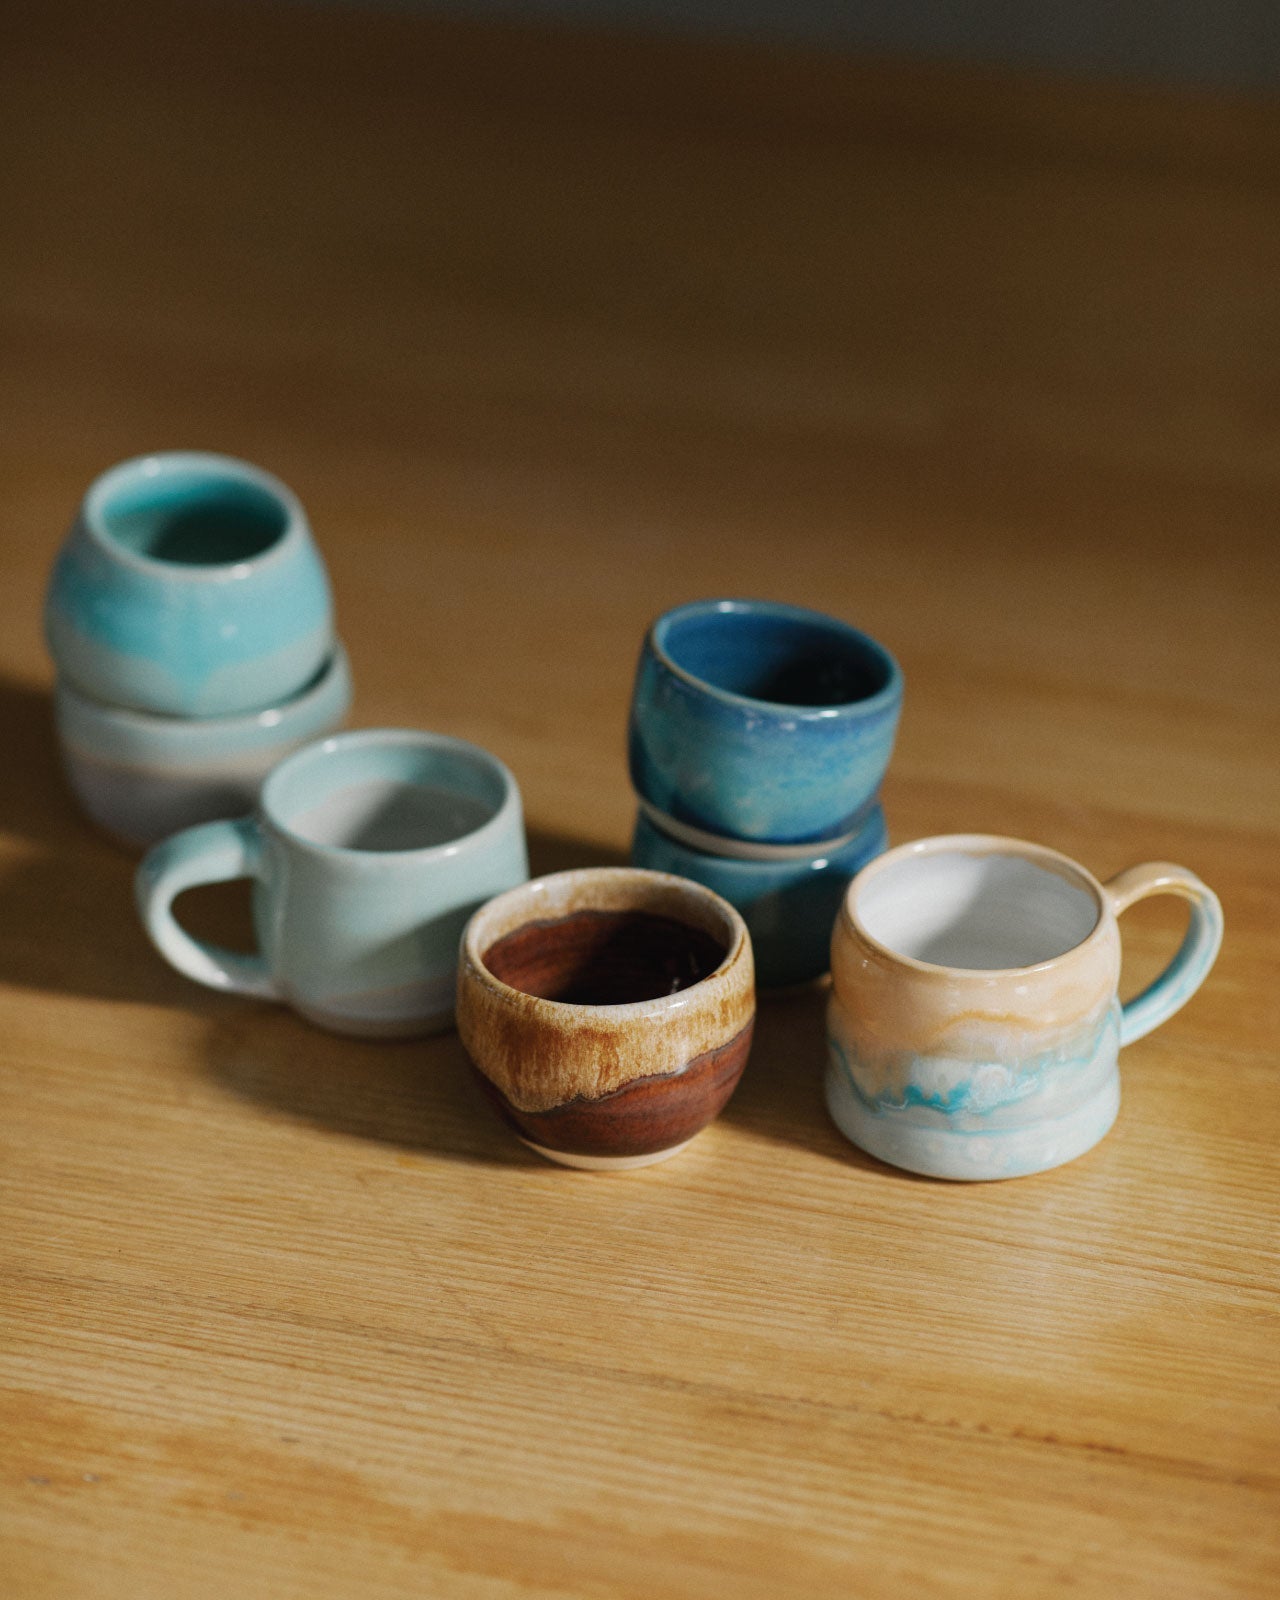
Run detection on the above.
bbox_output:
[628,599,903,987]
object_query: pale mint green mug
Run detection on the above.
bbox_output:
[135,728,528,1037]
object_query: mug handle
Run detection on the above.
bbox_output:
[135,817,279,999]
[1103,862,1223,1047]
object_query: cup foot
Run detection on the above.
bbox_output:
[824,1057,1120,1181]
[518,1137,693,1171]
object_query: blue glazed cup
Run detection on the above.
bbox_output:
[630,803,888,988]
[628,599,902,846]
[135,728,529,1037]
[45,451,334,718]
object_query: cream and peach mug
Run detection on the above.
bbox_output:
[826,835,1223,1180]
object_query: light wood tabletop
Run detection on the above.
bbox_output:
[2,4,1278,1595]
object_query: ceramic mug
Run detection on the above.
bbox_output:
[630,802,888,988]
[826,835,1224,1180]
[628,598,902,845]
[457,867,755,1169]
[46,451,334,717]
[56,642,352,849]
[136,728,528,1036]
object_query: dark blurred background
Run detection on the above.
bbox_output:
[352,0,1279,89]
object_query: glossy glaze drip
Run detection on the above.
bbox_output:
[483,910,726,1005]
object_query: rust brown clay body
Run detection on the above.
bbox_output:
[457,868,755,1169]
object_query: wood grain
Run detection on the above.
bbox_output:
[1,3,1277,1595]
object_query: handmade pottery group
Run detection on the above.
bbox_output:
[46,453,349,847]
[627,598,902,987]
[46,452,1225,1178]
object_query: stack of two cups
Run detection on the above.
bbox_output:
[628,600,904,988]
[46,452,352,849]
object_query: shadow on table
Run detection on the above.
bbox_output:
[526,829,627,877]
[0,672,181,1002]
[720,978,932,1180]
[198,827,627,1167]
[200,1003,545,1168]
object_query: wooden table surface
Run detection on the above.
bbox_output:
[2,4,1278,1595]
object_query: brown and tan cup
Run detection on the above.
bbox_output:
[456,867,755,1170]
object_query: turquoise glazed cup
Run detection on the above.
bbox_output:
[628,599,902,846]
[46,451,334,718]
[56,643,353,850]
[630,803,888,988]
[135,728,528,1037]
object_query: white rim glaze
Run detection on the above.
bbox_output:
[462,866,749,1024]
[636,794,879,861]
[259,727,523,866]
[842,833,1109,979]
[648,597,902,719]
[81,451,308,580]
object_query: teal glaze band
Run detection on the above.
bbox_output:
[829,1000,1121,1121]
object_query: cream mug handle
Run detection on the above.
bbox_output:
[135,817,280,999]
[1103,863,1223,1047]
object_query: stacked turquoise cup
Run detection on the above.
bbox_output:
[628,599,903,987]
[45,452,350,847]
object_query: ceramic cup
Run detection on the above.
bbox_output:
[56,643,353,850]
[628,598,902,846]
[630,803,888,989]
[456,867,755,1169]
[826,835,1224,1181]
[136,728,528,1037]
[45,451,334,718]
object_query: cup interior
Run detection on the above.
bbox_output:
[267,734,509,854]
[484,911,727,1006]
[94,460,290,567]
[468,870,741,1009]
[855,846,1100,970]
[656,602,895,709]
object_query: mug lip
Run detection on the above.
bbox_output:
[647,598,903,720]
[80,450,309,581]
[840,833,1110,978]
[259,726,522,864]
[635,799,886,873]
[55,641,351,743]
[462,865,750,1020]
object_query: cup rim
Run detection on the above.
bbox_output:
[462,865,750,1020]
[635,795,885,864]
[647,598,903,720]
[80,451,309,581]
[839,833,1110,979]
[55,641,351,741]
[635,799,886,872]
[258,726,522,864]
